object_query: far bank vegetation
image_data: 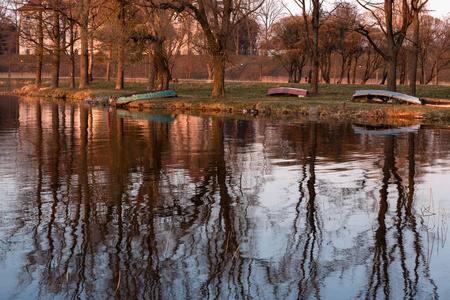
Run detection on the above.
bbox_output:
[0,0,449,97]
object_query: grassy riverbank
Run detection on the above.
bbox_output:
[10,79,450,122]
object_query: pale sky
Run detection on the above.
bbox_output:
[283,0,450,19]
[426,0,450,18]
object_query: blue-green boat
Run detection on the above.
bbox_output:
[116,89,177,105]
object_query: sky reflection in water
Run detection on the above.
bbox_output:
[0,95,449,299]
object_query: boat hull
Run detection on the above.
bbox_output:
[351,90,422,105]
[267,87,309,97]
[116,89,177,105]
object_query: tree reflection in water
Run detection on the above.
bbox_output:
[0,97,449,299]
[362,133,438,299]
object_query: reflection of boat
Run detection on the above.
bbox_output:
[267,87,309,97]
[117,110,177,123]
[353,123,420,136]
[351,90,421,105]
[116,89,177,105]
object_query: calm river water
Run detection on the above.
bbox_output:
[1,92,450,299]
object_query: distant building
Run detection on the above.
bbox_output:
[17,0,81,55]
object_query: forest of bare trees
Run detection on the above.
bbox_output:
[0,0,449,97]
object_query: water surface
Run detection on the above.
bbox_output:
[1,94,449,299]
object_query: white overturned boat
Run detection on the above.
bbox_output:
[351,90,422,105]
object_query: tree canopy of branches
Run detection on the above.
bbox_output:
[272,16,308,83]
[146,0,264,98]
[230,15,259,55]
[290,0,323,94]
[356,0,412,92]
[256,0,284,56]
[135,4,187,90]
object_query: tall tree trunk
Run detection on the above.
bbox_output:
[399,58,406,85]
[352,57,358,84]
[35,10,44,89]
[153,41,170,90]
[69,22,76,88]
[408,9,419,95]
[116,50,124,90]
[212,53,226,98]
[51,10,60,89]
[310,0,320,94]
[288,61,294,83]
[147,50,155,91]
[337,55,347,84]
[297,62,304,83]
[207,60,213,81]
[386,50,397,91]
[115,1,125,90]
[419,55,425,84]
[106,48,111,81]
[79,5,90,89]
[88,35,94,81]
[381,69,388,85]
[347,57,352,84]
[435,58,438,85]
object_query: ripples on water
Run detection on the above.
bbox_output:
[0,95,450,299]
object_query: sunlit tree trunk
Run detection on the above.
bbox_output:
[69,22,76,88]
[310,0,320,94]
[79,2,90,89]
[116,48,124,90]
[115,0,125,90]
[408,0,427,96]
[212,52,226,98]
[35,10,44,89]
[147,50,155,90]
[385,34,398,91]
[88,35,94,81]
[153,40,170,90]
[106,48,111,82]
[51,10,60,88]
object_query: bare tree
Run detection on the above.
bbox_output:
[256,0,285,56]
[290,0,324,94]
[332,1,363,84]
[318,18,339,83]
[417,14,434,85]
[44,0,67,88]
[356,0,412,92]
[272,16,308,82]
[134,2,187,90]
[14,0,45,89]
[78,0,91,89]
[361,50,384,84]
[147,0,264,98]
[424,16,450,85]
[408,0,428,95]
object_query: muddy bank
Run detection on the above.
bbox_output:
[8,84,450,123]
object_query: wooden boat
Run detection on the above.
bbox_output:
[267,87,309,97]
[351,90,422,105]
[116,89,177,106]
